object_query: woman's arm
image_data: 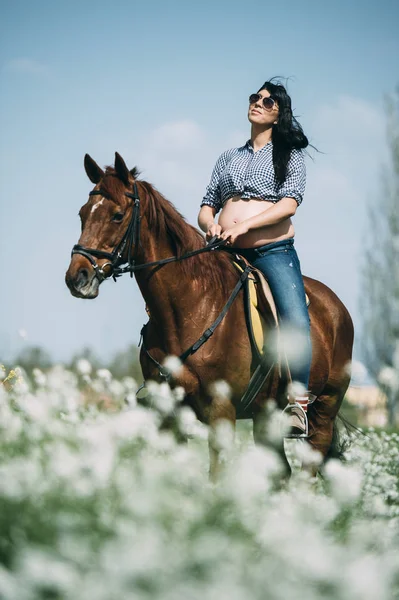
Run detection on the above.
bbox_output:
[198,150,231,240]
[198,205,222,240]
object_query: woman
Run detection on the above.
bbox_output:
[197,79,312,438]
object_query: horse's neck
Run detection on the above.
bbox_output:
[133,221,233,358]
[134,231,200,322]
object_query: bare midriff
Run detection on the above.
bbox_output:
[217,196,295,249]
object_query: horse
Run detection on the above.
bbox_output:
[66,152,354,480]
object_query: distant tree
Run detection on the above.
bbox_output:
[68,346,102,372]
[359,86,399,426]
[14,345,53,376]
[107,344,142,381]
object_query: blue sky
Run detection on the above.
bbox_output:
[1,0,398,370]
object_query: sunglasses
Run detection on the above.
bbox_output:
[249,93,276,111]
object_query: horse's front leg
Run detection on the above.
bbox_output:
[252,405,292,481]
[207,391,236,483]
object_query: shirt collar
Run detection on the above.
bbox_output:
[245,139,273,152]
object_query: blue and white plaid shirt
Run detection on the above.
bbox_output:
[201,140,306,213]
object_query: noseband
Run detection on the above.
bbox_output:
[71,182,141,282]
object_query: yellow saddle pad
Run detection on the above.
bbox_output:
[233,260,310,357]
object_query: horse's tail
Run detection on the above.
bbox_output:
[325,412,367,461]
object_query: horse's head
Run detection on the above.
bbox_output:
[66,152,140,299]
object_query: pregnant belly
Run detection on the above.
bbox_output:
[218,196,295,249]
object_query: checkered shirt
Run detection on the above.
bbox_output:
[201,140,306,213]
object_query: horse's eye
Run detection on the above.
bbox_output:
[112,212,124,222]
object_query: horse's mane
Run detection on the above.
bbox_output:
[139,179,238,292]
[100,166,237,292]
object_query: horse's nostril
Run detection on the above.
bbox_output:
[77,268,89,287]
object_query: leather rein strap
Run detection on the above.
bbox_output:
[71,181,227,281]
[179,265,252,361]
[139,264,252,380]
[139,262,274,416]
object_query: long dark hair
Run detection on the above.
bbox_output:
[258,78,313,186]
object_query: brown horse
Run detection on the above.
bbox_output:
[66,152,354,479]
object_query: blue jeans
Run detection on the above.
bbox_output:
[238,237,312,389]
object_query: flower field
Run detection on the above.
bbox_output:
[0,364,398,600]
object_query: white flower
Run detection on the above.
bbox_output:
[124,392,137,407]
[378,365,399,391]
[122,376,137,392]
[279,326,309,369]
[18,328,27,339]
[209,419,234,452]
[146,381,177,414]
[14,366,25,379]
[107,406,160,441]
[286,379,307,400]
[32,368,46,387]
[344,359,368,381]
[96,368,112,383]
[108,380,124,398]
[47,365,78,392]
[17,393,50,422]
[163,355,183,376]
[18,549,79,592]
[0,563,20,597]
[324,459,363,505]
[13,373,30,395]
[173,385,186,402]
[345,555,392,600]
[209,379,232,399]
[293,440,323,468]
[255,400,290,444]
[176,406,197,435]
[76,358,92,375]
[226,446,283,501]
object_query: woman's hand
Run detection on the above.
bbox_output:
[206,222,222,241]
[220,222,249,246]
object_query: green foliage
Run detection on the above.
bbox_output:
[67,347,102,372]
[12,346,52,378]
[107,344,142,381]
[0,366,399,599]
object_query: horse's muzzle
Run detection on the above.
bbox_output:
[65,256,100,299]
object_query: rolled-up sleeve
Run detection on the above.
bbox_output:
[277,149,306,206]
[201,151,229,213]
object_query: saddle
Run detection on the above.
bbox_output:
[231,253,310,381]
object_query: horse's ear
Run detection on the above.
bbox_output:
[114,152,130,186]
[84,154,104,184]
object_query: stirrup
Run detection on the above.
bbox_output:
[282,402,309,439]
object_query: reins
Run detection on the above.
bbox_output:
[139,263,252,381]
[71,180,270,413]
[115,235,228,275]
[71,181,228,281]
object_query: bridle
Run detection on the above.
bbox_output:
[71,182,141,282]
[71,181,227,282]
